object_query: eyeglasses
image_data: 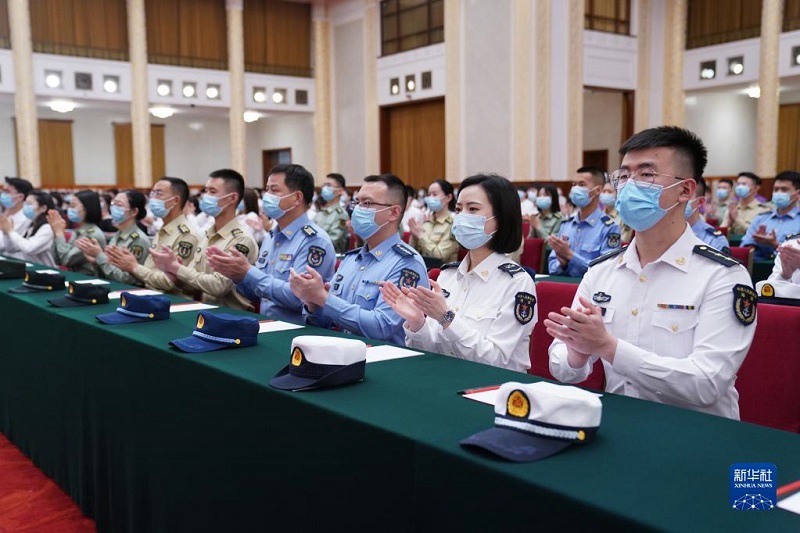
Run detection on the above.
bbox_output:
[354,200,395,210]
[609,168,685,190]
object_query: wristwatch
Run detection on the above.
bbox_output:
[440,309,456,326]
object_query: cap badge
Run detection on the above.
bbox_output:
[506,390,530,419]
[197,314,205,329]
[120,295,127,308]
[291,347,303,366]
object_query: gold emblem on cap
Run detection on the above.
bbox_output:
[24,273,29,282]
[675,257,686,265]
[234,339,241,345]
[197,314,205,329]
[761,283,774,297]
[91,299,97,304]
[291,346,303,366]
[69,284,74,294]
[149,313,154,319]
[120,295,127,307]
[506,390,530,419]
[577,430,586,441]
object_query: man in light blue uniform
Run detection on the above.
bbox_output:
[207,164,335,323]
[741,171,800,260]
[547,166,621,277]
[289,174,429,346]
[686,176,730,254]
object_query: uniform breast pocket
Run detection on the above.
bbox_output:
[580,242,600,255]
[651,309,699,357]
[355,287,379,307]
[461,305,498,332]
[600,307,615,323]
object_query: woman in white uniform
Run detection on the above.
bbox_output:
[0,190,56,267]
[381,173,537,373]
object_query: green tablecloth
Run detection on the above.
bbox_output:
[1,269,799,532]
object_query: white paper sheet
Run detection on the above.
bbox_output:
[461,387,501,406]
[258,320,305,333]
[778,491,800,515]
[535,274,550,279]
[108,289,164,299]
[66,279,110,286]
[365,345,424,363]
[35,269,61,275]
[169,302,218,312]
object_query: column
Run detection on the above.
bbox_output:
[8,0,40,184]
[227,0,247,176]
[313,0,333,180]
[662,0,686,126]
[566,0,584,175]
[363,0,379,175]
[755,0,784,177]
[533,0,551,180]
[127,0,152,187]
[634,0,652,133]
[444,0,461,181]
[512,0,532,180]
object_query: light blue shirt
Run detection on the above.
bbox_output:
[690,218,730,254]
[740,206,800,260]
[305,232,430,346]
[547,207,621,277]
[237,212,335,323]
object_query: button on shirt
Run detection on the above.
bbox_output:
[549,225,756,420]
[548,207,621,277]
[691,218,730,252]
[237,213,335,323]
[740,206,800,259]
[404,253,536,373]
[305,233,429,346]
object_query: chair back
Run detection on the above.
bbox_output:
[729,246,754,275]
[428,268,441,281]
[520,238,544,273]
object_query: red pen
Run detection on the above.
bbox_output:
[456,385,501,395]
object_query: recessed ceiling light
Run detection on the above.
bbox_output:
[206,85,220,99]
[272,89,286,104]
[103,76,119,93]
[182,83,196,98]
[156,80,172,97]
[253,88,266,103]
[45,71,62,89]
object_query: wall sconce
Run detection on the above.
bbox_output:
[390,78,400,95]
[727,57,744,76]
[699,61,716,80]
[405,74,416,92]
[253,87,267,103]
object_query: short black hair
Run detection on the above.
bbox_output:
[101,193,113,210]
[5,177,33,197]
[738,172,762,186]
[432,179,456,211]
[123,189,148,221]
[159,176,190,207]
[208,169,245,204]
[539,184,560,214]
[269,164,315,205]
[719,178,734,187]
[75,190,102,225]
[620,126,708,180]
[49,191,63,208]
[326,173,346,189]
[242,187,259,214]
[576,166,606,187]
[364,173,408,215]
[404,185,415,202]
[186,195,200,214]
[774,170,800,191]
[458,174,522,254]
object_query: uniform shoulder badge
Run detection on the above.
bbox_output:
[307,245,326,268]
[589,246,627,267]
[130,232,140,240]
[231,227,243,238]
[398,268,421,288]
[233,243,250,256]
[607,232,621,248]
[176,240,194,259]
[786,232,800,241]
[392,243,415,257]
[602,215,615,226]
[302,225,318,237]
[514,292,536,325]
[732,284,757,326]
[178,224,190,234]
[129,244,144,260]
[441,261,460,270]
[498,262,523,277]
[709,228,723,236]
[692,245,739,267]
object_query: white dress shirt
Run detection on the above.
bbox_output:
[768,237,800,284]
[405,252,537,373]
[1,223,55,267]
[549,224,756,420]
[0,208,33,253]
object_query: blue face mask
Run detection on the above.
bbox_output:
[599,192,616,207]
[238,200,245,212]
[351,205,390,240]
[716,188,730,201]
[451,213,496,250]
[110,205,129,224]
[23,204,37,220]
[735,184,750,199]
[569,186,593,208]
[320,186,336,202]
[64,194,73,204]
[535,196,552,211]
[0,192,18,209]
[424,196,443,212]
[67,207,83,224]
[149,197,173,219]
[200,194,230,217]
[684,199,697,219]
[615,180,682,232]
[773,192,793,209]
[262,192,296,220]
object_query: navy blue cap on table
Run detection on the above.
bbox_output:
[96,292,171,324]
[460,381,602,462]
[169,311,259,353]
[0,258,26,279]
[269,336,367,391]
[9,270,66,293]
[49,282,110,308]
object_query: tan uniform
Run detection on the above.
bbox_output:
[133,214,200,293]
[410,212,459,263]
[96,225,151,286]
[728,200,772,236]
[175,217,258,311]
[53,223,107,276]
[603,207,633,243]
[315,203,350,253]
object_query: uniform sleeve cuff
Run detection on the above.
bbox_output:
[441,315,467,341]
[176,265,193,283]
[611,338,642,378]
[95,252,108,266]
[548,344,592,383]
[319,292,346,322]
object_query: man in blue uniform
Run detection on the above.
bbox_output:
[740,171,800,260]
[206,164,335,323]
[686,176,730,254]
[290,173,429,346]
[547,166,621,277]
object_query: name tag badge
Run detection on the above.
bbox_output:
[279,254,294,261]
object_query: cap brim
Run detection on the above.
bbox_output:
[269,365,320,391]
[269,361,366,391]
[96,312,148,325]
[460,427,572,463]
[169,335,228,353]
[48,296,94,308]
[9,285,46,294]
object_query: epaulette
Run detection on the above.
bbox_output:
[392,243,415,257]
[302,225,317,236]
[178,224,190,234]
[692,245,739,267]
[344,247,363,256]
[601,215,615,226]
[441,261,459,270]
[230,227,243,238]
[708,228,723,236]
[589,246,627,267]
[786,232,800,241]
[498,262,524,277]
[130,232,140,240]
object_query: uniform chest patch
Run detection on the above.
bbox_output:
[732,284,757,326]
[176,241,194,259]
[129,244,144,260]
[514,292,536,325]
[592,291,611,304]
[308,246,326,267]
[234,243,250,256]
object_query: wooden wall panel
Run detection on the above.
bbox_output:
[39,119,75,187]
[785,0,800,30]
[0,1,10,48]
[244,0,311,76]
[778,104,800,173]
[29,0,128,59]
[146,0,227,69]
[381,98,445,190]
[687,0,762,49]
[114,123,166,187]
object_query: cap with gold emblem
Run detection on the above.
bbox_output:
[169,311,259,353]
[9,270,66,293]
[48,282,110,308]
[0,258,26,280]
[269,336,366,391]
[96,292,171,324]
[756,279,800,300]
[460,381,602,462]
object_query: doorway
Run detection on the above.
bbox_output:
[583,88,634,172]
[262,148,292,188]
